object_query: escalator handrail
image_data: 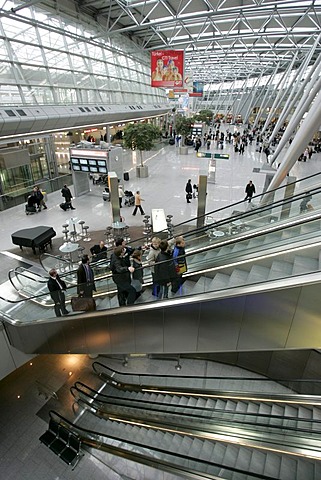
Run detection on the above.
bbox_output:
[71,380,321,430]
[92,362,321,392]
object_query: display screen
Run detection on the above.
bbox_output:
[72,165,81,171]
[80,159,87,165]
[90,166,98,172]
[71,158,79,164]
[89,159,97,166]
[81,165,89,172]
[98,167,107,174]
[97,160,106,166]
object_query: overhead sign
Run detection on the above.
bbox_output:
[190,81,204,97]
[197,152,230,159]
[151,50,184,87]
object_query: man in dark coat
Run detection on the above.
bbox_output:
[77,255,96,297]
[244,180,256,202]
[154,240,178,299]
[185,179,193,203]
[61,184,75,209]
[47,268,69,317]
[110,246,136,306]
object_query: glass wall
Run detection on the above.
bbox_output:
[0,1,166,106]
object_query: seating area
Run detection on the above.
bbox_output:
[39,418,83,470]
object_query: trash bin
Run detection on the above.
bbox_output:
[123,172,129,181]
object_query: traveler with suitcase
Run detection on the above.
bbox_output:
[77,255,96,298]
[47,268,69,317]
[61,184,75,210]
[110,246,136,306]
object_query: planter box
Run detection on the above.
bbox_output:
[179,146,189,155]
[136,165,149,178]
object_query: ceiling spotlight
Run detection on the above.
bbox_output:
[175,362,182,371]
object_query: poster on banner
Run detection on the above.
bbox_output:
[151,50,184,87]
[190,81,204,97]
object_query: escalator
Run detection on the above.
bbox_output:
[3,176,321,354]
[46,364,321,479]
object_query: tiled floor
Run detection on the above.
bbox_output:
[0,128,321,479]
[1,131,320,252]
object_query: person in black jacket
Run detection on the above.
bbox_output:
[90,240,107,261]
[244,180,256,202]
[77,255,96,297]
[61,184,75,209]
[185,179,193,203]
[47,268,69,317]
[154,240,178,299]
[110,246,136,306]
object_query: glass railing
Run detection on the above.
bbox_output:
[2,210,321,325]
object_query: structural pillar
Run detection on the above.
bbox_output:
[196,174,208,229]
[109,171,120,223]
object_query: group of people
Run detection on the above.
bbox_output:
[47,234,188,315]
[47,254,96,317]
[27,185,47,212]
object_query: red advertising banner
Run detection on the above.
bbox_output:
[151,50,184,87]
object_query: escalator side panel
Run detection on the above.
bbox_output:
[4,282,321,354]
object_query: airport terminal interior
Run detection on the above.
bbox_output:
[1,0,321,479]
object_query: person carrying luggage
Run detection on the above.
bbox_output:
[61,184,75,210]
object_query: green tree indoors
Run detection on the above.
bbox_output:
[123,123,161,166]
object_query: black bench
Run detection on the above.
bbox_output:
[39,418,83,469]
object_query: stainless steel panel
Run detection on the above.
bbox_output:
[133,308,164,353]
[238,288,299,350]
[198,297,246,351]
[84,316,111,354]
[163,303,200,353]
[287,283,321,348]
[109,313,135,353]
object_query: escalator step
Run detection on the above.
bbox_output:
[279,456,298,480]
[250,449,266,475]
[268,260,293,280]
[263,452,281,478]
[296,459,316,479]
[292,255,318,275]
[227,268,248,287]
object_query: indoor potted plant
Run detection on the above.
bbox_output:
[175,115,193,155]
[123,122,161,177]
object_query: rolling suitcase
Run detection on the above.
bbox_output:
[168,138,175,145]
[25,204,37,215]
[60,202,70,211]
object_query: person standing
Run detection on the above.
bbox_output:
[118,184,125,208]
[131,249,144,299]
[154,240,178,300]
[77,255,96,297]
[244,180,256,202]
[172,236,187,294]
[185,179,192,203]
[47,268,69,317]
[110,246,136,306]
[147,236,161,296]
[132,190,145,216]
[61,184,76,209]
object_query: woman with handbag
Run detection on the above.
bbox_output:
[172,236,187,294]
